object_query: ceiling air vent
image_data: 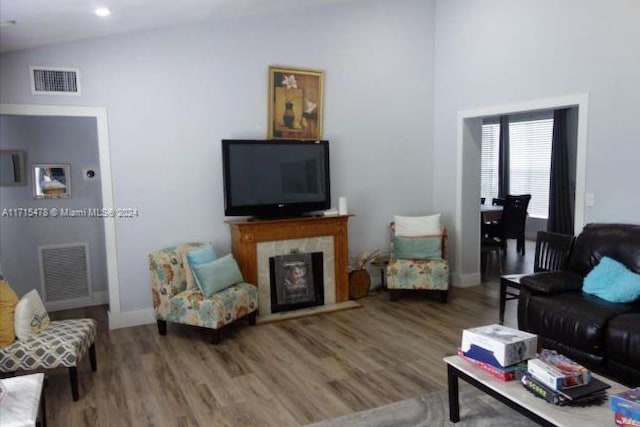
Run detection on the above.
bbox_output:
[30,66,81,95]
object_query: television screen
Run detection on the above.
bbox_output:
[222,140,330,217]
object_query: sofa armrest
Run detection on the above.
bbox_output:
[519,271,583,294]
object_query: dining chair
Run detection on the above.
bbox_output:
[492,198,505,206]
[498,230,574,323]
[484,194,531,256]
[502,194,531,255]
[481,225,503,282]
[533,230,575,272]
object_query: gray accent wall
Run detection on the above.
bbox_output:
[0,115,107,300]
[0,0,437,311]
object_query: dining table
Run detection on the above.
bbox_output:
[481,205,503,222]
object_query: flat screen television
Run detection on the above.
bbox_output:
[222,140,330,218]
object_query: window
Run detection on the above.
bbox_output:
[509,114,553,219]
[480,112,553,219]
[480,120,500,202]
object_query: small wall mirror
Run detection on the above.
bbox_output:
[33,164,71,199]
[0,150,26,186]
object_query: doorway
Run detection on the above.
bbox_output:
[0,104,121,327]
[454,94,588,286]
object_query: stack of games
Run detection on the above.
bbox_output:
[458,324,537,381]
[522,349,610,406]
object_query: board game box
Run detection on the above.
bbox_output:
[611,388,640,422]
[461,324,537,368]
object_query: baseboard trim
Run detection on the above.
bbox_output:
[452,272,481,288]
[108,308,155,330]
[46,290,108,312]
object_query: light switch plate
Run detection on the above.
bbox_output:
[585,193,594,207]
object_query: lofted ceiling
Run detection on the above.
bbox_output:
[0,0,348,53]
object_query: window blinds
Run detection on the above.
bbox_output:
[480,122,500,202]
[508,118,553,219]
[480,113,554,219]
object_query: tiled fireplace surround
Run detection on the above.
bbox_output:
[257,236,335,316]
[228,215,352,321]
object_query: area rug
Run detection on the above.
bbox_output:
[307,384,537,427]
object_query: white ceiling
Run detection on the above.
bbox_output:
[0,0,348,53]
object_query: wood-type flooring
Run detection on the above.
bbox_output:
[42,242,532,426]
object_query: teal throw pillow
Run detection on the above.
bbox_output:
[393,236,442,260]
[187,245,217,266]
[192,254,244,298]
[583,256,640,303]
[187,245,217,291]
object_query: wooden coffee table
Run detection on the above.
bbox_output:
[445,355,626,426]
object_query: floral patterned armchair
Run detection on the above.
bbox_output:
[386,225,450,302]
[149,243,258,343]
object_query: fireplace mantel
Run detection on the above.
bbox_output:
[227,215,352,304]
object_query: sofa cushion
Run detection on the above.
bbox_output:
[606,313,640,370]
[165,282,258,329]
[393,214,441,236]
[180,244,216,291]
[192,254,243,298]
[520,271,583,294]
[523,291,638,356]
[14,290,50,340]
[0,319,96,371]
[386,258,449,290]
[393,236,442,260]
[568,223,640,277]
[186,244,218,292]
[583,257,640,303]
[0,280,18,348]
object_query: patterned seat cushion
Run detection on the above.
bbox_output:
[157,282,258,329]
[0,318,97,372]
[386,258,450,290]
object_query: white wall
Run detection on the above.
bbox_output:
[0,115,107,303]
[0,0,436,313]
[434,0,640,276]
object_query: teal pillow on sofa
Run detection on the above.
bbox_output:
[393,236,442,260]
[192,254,244,298]
[583,256,640,303]
[187,244,217,266]
[186,244,217,290]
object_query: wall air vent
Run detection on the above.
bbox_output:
[39,243,92,305]
[30,66,81,95]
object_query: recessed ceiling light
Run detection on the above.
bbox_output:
[95,8,111,17]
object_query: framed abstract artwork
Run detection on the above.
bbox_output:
[268,66,324,140]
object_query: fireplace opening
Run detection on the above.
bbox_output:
[269,252,324,313]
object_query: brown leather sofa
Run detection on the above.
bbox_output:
[517,223,640,386]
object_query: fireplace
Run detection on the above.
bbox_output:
[269,252,324,313]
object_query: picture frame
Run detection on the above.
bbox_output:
[33,164,71,199]
[268,66,324,140]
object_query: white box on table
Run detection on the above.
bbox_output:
[461,324,537,368]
